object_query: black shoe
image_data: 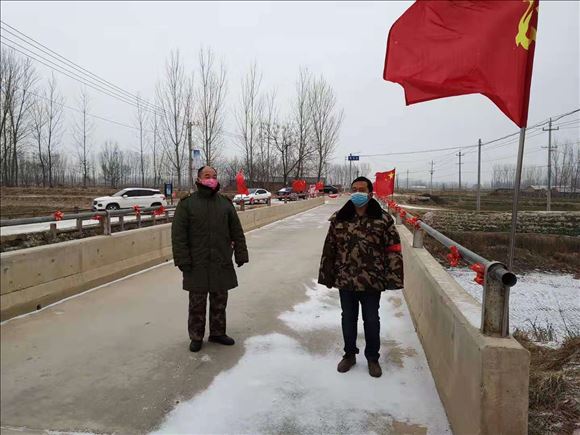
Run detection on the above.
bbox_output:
[337,354,356,373]
[189,340,202,352]
[208,335,235,346]
[368,360,382,378]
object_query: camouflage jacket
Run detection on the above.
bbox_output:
[318,198,404,292]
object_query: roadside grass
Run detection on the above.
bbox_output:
[514,326,580,435]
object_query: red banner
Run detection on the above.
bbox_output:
[315,181,324,191]
[383,0,539,127]
[236,170,249,195]
[374,169,395,199]
[292,179,307,193]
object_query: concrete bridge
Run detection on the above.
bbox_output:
[0,198,528,435]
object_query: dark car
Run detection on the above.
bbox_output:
[320,185,339,194]
[277,187,297,201]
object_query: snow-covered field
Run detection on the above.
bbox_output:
[153,282,451,434]
[449,269,580,341]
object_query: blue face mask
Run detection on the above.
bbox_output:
[350,192,370,208]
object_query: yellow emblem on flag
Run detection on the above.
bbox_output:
[516,0,537,50]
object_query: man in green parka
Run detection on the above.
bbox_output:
[171,166,249,352]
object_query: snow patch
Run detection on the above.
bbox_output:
[153,281,450,434]
[449,269,580,340]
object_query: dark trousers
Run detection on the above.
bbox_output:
[188,290,228,341]
[339,289,381,362]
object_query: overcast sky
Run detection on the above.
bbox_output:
[2,1,579,185]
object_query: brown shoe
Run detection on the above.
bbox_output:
[337,354,356,373]
[368,361,382,378]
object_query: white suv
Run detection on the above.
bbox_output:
[233,188,272,205]
[93,188,167,211]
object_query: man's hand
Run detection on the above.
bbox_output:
[178,265,192,273]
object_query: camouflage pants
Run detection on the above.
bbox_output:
[188,291,228,341]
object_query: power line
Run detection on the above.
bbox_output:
[24,87,154,133]
[0,21,163,115]
[0,40,162,116]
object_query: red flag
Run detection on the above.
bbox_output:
[375,169,396,198]
[236,170,249,195]
[292,179,307,193]
[384,0,539,127]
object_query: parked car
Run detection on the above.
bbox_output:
[234,188,272,205]
[92,188,167,211]
[320,185,339,194]
[277,187,305,201]
[277,187,293,200]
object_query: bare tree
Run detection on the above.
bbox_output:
[269,121,300,185]
[44,74,64,187]
[156,50,192,189]
[195,47,227,166]
[99,140,124,189]
[73,88,93,187]
[236,63,262,186]
[294,67,314,179]
[135,94,148,187]
[150,110,163,187]
[0,48,37,186]
[309,75,343,181]
[256,89,277,183]
[31,93,47,186]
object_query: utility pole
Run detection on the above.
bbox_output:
[406,169,409,190]
[542,118,559,211]
[456,151,464,190]
[429,160,434,195]
[476,139,482,212]
[187,121,193,192]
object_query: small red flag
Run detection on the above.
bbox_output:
[236,170,249,195]
[384,0,539,127]
[375,169,396,198]
[292,179,307,193]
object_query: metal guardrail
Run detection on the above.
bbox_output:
[0,206,176,237]
[381,199,517,338]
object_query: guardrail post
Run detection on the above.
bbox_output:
[137,213,142,228]
[104,211,112,235]
[49,223,57,240]
[284,196,288,204]
[119,215,125,232]
[152,213,157,226]
[164,210,170,222]
[240,201,245,211]
[76,218,83,235]
[412,227,424,248]
[481,262,511,337]
[395,214,403,225]
[267,197,271,206]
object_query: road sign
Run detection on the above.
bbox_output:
[348,155,360,161]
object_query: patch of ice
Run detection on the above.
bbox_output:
[153,282,450,434]
[152,333,449,435]
[449,269,580,341]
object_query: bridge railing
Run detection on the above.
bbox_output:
[0,206,176,237]
[381,199,517,338]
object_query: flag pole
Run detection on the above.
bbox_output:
[507,127,527,270]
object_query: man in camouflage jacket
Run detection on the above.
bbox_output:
[318,176,403,378]
[172,166,249,353]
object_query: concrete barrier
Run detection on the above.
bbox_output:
[399,224,529,435]
[1,197,324,321]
